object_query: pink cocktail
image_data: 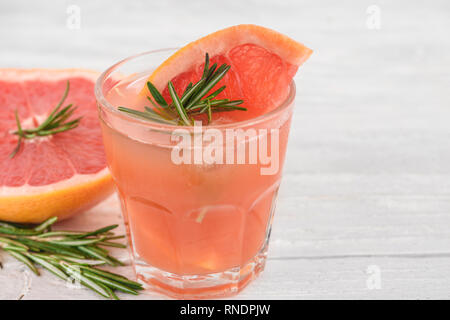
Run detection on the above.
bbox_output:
[96,48,297,298]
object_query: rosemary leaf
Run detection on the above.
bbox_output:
[106,255,125,267]
[70,225,118,239]
[79,266,143,290]
[83,270,139,295]
[185,64,231,109]
[0,236,29,250]
[26,253,68,280]
[34,216,58,232]
[0,217,140,300]
[9,81,81,158]
[60,261,111,299]
[104,235,126,241]
[77,246,116,266]
[118,53,246,125]
[202,53,210,79]
[205,85,226,100]
[0,223,41,236]
[5,250,39,275]
[168,81,191,126]
[97,241,127,248]
[147,81,168,107]
[99,282,120,300]
[37,231,85,238]
[17,238,86,258]
[205,63,218,82]
[35,81,70,131]
[207,99,212,123]
[118,106,178,125]
[53,255,106,266]
[180,78,206,106]
[181,82,194,99]
[48,236,106,247]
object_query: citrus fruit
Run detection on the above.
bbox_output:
[0,69,114,223]
[145,24,313,123]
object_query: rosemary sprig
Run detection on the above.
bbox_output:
[9,81,81,158]
[118,53,246,125]
[0,217,143,299]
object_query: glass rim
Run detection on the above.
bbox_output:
[95,48,296,131]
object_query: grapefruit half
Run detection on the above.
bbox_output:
[0,69,114,223]
[145,24,313,123]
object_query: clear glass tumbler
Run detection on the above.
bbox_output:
[95,49,295,298]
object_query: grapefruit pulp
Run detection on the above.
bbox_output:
[0,69,114,223]
[145,24,313,123]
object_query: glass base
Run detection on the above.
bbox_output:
[134,242,269,299]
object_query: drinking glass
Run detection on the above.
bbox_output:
[95,49,295,298]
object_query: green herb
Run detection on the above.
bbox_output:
[118,53,246,125]
[10,81,81,158]
[0,217,143,300]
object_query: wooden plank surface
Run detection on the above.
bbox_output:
[1,0,449,299]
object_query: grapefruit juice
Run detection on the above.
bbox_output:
[96,50,295,298]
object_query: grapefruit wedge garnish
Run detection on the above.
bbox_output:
[0,69,114,223]
[144,24,312,123]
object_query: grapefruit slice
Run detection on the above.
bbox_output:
[145,24,312,123]
[0,69,114,223]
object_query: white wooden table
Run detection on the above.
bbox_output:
[1,0,449,299]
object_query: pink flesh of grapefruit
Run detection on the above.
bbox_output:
[0,69,114,223]
[145,24,313,123]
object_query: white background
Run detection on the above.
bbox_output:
[1,0,449,299]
